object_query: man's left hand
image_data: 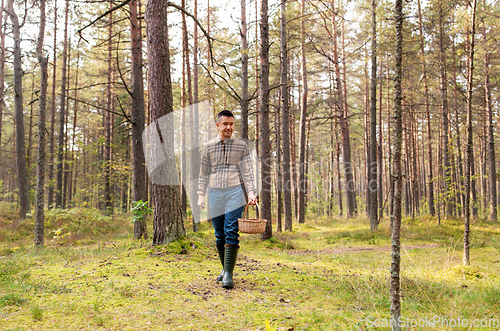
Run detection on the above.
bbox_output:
[247,191,257,205]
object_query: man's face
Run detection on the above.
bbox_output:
[216,116,234,139]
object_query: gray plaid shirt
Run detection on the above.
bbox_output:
[197,136,255,195]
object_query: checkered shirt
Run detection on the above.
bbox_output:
[197,136,255,195]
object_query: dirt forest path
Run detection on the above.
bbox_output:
[287,243,440,255]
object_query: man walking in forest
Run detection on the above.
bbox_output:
[197,110,257,289]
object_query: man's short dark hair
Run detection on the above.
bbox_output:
[217,110,234,121]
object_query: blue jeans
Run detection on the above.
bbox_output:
[208,185,245,246]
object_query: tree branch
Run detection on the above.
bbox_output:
[77,0,131,42]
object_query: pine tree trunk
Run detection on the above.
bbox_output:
[56,0,69,209]
[369,0,378,229]
[47,2,57,209]
[180,0,188,221]
[438,2,453,217]
[332,0,356,218]
[191,0,201,227]
[259,0,272,240]
[0,0,5,175]
[390,0,403,326]
[35,0,48,246]
[452,40,465,216]
[483,32,497,221]
[146,0,186,246]
[280,0,292,230]
[8,0,30,218]
[297,0,307,224]
[103,0,114,215]
[276,97,282,232]
[240,0,249,140]
[68,47,80,208]
[417,0,435,216]
[378,60,384,218]
[464,0,477,266]
[62,44,71,210]
[28,77,35,179]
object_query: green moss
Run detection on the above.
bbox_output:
[0,213,498,330]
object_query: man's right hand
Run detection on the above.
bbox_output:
[198,195,205,209]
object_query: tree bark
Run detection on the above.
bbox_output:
[191,0,201,227]
[332,0,356,218]
[103,0,114,215]
[0,0,5,173]
[47,2,57,209]
[68,45,80,208]
[438,1,453,217]
[276,96,282,232]
[297,0,307,224]
[451,39,465,216]
[417,0,435,216]
[240,0,249,140]
[390,0,403,326]
[259,0,272,240]
[56,0,69,209]
[280,0,292,230]
[130,0,147,238]
[369,0,378,229]
[464,0,477,266]
[483,30,497,222]
[35,0,48,246]
[146,0,186,246]
[8,0,30,218]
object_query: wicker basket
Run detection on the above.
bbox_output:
[238,203,267,234]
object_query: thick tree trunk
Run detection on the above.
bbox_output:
[259,0,272,240]
[56,0,69,209]
[130,0,148,239]
[146,0,186,246]
[35,0,48,247]
[297,0,307,224]
[280,0,292,230]
[390,0,403,327]
[47,2,57,209]
[332,0,356,218]
[464,0,476,266]
[8,0,30,218]
[369,0,378,229]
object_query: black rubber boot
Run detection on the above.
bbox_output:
[216,244,225,281]
[222,244,239,289]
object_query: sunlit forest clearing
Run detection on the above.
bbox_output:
[0,203,499,330]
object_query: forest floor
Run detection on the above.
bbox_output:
[0,202,499,330]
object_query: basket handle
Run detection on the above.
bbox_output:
[244,202,261,221]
